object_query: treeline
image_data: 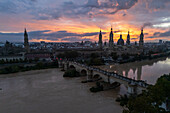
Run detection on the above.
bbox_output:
[63,69,80,77]
[116,74,170,113]
[82,53,104,66]
[0,61,58,74]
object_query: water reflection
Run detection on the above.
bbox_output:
[107,57,170,84]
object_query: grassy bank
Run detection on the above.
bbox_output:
[0,61,58,75]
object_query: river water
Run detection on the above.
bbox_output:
[0,57,169,113]
[0,69,122,113]
[99,57,170,85]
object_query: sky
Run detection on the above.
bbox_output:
[0,0,170,43]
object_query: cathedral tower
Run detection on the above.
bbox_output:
[139,28,144,47]
[98,29,103,49]
[109,27,114,47]
[24,28,30,53]
[126,31,130,45]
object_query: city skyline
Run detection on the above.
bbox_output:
[0,0,170,43]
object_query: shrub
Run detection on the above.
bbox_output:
[63,69,80,77]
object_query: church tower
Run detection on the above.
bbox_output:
[139,28,144,47]
[98,29,103,49]
[126,31,130,45]
[24,28,30,53]
[109,27,114,47]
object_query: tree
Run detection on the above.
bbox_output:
[111,52,118,60]
[122,74,170,113]
[63,69,80,77]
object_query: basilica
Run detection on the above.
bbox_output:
[98,27,144,55]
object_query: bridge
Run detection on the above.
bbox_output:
[59,61,149,94]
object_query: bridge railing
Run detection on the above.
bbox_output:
[68,61,149,88]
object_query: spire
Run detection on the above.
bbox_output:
[126,30,130,45]
[24,28,28,36]
[141,28,143,34]
[139,28,144,47]
[109,26,114,47]
[24,28,30,53]
[98,28,103,48]
[24,28,26,33]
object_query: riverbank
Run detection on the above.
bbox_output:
[0,68,123,113]
[0,61,58,75]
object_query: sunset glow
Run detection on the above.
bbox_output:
[0,0,170,42]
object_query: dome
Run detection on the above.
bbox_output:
[117,38,124,46]
[117,34,124,46]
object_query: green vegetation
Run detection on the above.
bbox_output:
[0,61,58,74]
[116,74,170,113]
[85,53,104,66]
[90,82,103,92]
[63,69,80,77]
[116,95,129,107]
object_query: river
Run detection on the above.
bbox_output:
[99,57,170,85]
[0,69,122,113]
[0,57,169,113]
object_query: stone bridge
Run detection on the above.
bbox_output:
[59,61,149,94]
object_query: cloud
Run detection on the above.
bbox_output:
[29,0,139,20]
[62,37,91,42]
[147,30,170,39]
[145,0,170,11]
[142,22,153,29]
[0,1,16,13]
[159,30,170,37]
[0,0,37,14]
[0,30,105,42]
[0,0,170,43]
[85,0,99,8]
[153,32,161,36]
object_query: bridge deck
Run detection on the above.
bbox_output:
[69,61,149,88]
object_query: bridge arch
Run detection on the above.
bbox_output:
[69,65,76,70]
[93,74,100,79]
[80,69,87,76]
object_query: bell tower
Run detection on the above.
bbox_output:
[98,29,103,49]
[24,28,30,53]
[109,27,114,47]
[139,28,144,47]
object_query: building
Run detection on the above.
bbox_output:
[117,33,124,46]
[25,52,53,61]
[139,28,144,47]
[24,28,30,53]
[126,31,130,45]
[159,40,163,44]
[109,27,114,48]
[98,29,103,49]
